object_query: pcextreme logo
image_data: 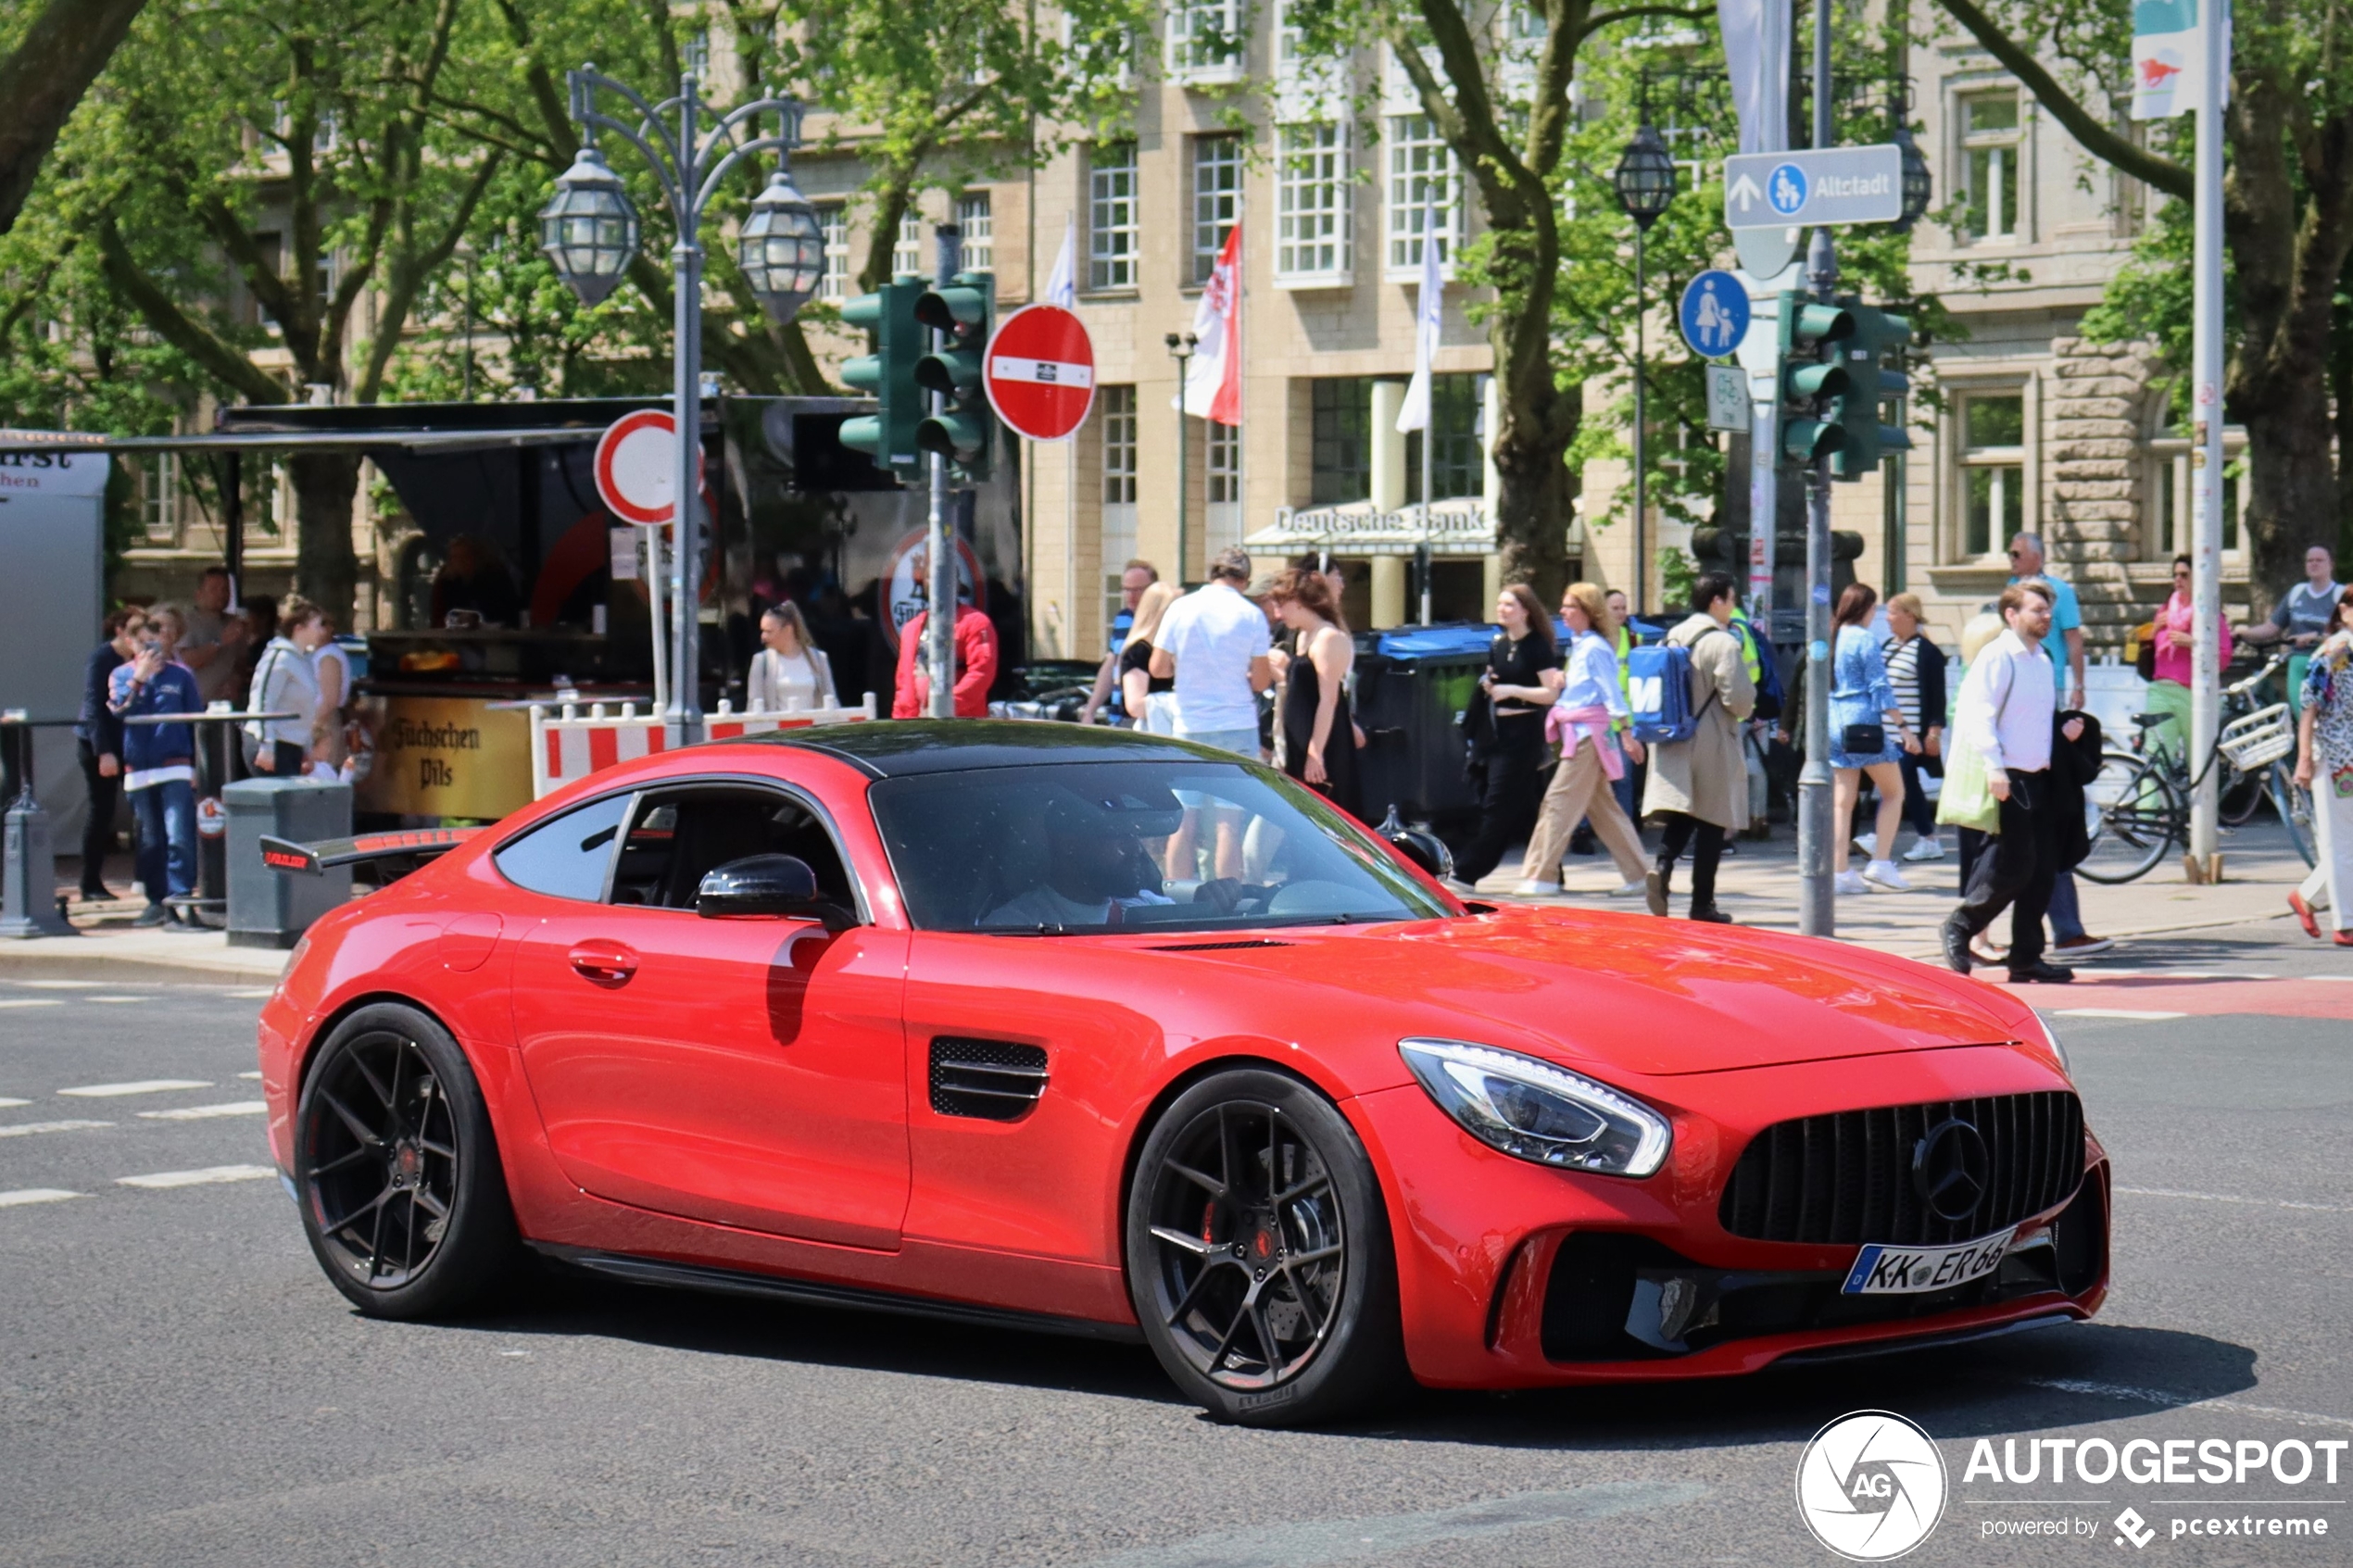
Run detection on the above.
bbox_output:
[1795,1411,1949,1561]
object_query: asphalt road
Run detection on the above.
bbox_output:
[1,925,2347,1568]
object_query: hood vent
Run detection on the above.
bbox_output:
[1147,938,1295,952]
[929,1037,1049,1121]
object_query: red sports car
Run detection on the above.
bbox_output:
[257,721,2108,1425]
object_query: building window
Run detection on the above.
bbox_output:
[2152,433,2246,555]
[1311,379,1374,506]
[1386,115,1459,273]
[1959,91,2021,241]
[138,454,179,546]
[1276,123,1350,282]
[1088,142,1139,291]
[955,191,992,272]
[1406,374,1482,501]
[1957,392,2026,558]
[1101,384,1138,505]
[892,207,926,279]
[815,205,849,302]
[1207,420,1239,505]
[1191,135,1242,285]
[1166,0,1243,83]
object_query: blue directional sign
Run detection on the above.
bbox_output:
[1724,145,1906,228]
[1679,270,1751,358]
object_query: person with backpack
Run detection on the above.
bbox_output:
[1636,573,1755,922]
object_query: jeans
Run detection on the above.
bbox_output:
[1655,811,1726,910]
[2045,869,2086,942]
[1180,725,1262,760]
[1896,752,1940,841]
[75,739,121,892]
[1954,769,2057,971]
[129,779,196,904]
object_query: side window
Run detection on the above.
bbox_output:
[491,793,632,901]
[608,786,857,912]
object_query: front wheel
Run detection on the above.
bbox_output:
[2273,769,2318,869]
[295,1002,523,1319]
[2077,751,2182,884]
[1126,1069,1410,1426]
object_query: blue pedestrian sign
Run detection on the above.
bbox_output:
[1768,163,1808,216]
[1679,271,1751,358]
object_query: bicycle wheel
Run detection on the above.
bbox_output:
[2272,768,2318,869]
[2078,750,2183,884]
[2219,760,2265,826]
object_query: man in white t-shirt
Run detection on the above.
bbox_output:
[1149,548,1273,758]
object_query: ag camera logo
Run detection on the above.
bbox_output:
[1796,1411,1948,1561]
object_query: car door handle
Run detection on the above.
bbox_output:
[567,941,638,985]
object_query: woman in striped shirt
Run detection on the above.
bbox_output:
[1880,593,1947,861]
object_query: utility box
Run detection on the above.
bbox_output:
[225,779,351,948]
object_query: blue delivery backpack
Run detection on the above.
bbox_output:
[1626,629,1731,744]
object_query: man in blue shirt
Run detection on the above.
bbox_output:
[1079,559,1159,726]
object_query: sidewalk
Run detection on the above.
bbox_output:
[1474,814,2311,965]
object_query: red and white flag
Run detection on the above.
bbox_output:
[1178,222,1241,425]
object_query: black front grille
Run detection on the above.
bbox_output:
[928,1037,1049,1121]
[1718,1091,2083,1247]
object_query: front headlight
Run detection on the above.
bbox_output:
[2022,1008,2070,1073]
[1399,1037,1672,1178]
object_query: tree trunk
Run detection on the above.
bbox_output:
[290,452,361,630]
[1489,328,1579,604]
[0,0,148,235]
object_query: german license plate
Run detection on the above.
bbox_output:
[1840,1232,2011,1295]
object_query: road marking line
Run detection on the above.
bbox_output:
[116,1164,278,1189]
[8,980,104,989]
[2025,1377,2353,1431]
[0,998,65,1010]
[0,1097,28,1108]
[0,1119,114,1138]
[238,1071,262,1080]
[224,988,276,998]
[57,1080,211,1098]
[2116,1185,2353,1214]
[2308,975,2353,984]
[0,1188,87,1208]
[136,1100,267,1121]
[82,996,152,1004]
[2079,970,2276,981]
[2053,1008,2189,1021]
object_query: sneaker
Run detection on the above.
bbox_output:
[1643,871,1669,918]
[1834,870,1869,895]
[1516,880,1562,896]
[1863,859,1911,892]
[1940,913,1972,974]
[1852,832,1878,858]
[2051,934,2114,958]
[132,903,171,927]
[2289,890,2322,940]
[1902,837,1945,862]
[1609,878,1647,897]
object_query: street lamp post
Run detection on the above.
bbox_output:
[539,56,823,747]
[1613,115,1675,614]
[1164,332,1197,583]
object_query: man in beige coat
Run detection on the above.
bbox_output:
[1641,572,1756,922]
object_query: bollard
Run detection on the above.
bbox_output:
[1,793,75,938]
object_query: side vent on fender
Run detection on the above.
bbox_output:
[928,1037,1049,1121]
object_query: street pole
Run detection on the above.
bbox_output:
[668,67,705,750]
[1795,0,1836,939]
[1166,333,1194,583]
[1632,226,1647,613]
[2186,0,2225,869]
[925,224,963,719]
[1417,424,1434,625]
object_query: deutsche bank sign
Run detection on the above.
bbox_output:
[1724,145,1905,228]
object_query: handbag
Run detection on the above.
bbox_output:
[1840,721,1886,755]
[1935,730,2001,834]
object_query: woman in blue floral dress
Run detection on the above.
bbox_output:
[1829,583,1919,894]
[2291,586,2353,945]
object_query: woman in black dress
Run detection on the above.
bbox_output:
[1452,583,1565,889]
[1268,566,1361,816]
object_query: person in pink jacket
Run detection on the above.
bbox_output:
[2145,554,2233,764]
[893,597,999,718]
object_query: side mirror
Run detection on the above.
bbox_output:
[696,854,848,927]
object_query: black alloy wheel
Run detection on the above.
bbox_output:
[1126,1068,1409,1425]
[296,1002,522,1319]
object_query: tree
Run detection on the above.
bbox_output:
[0,0,148,236]
[1937,0,2353,596]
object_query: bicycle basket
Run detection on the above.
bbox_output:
[2219,703,2295,770]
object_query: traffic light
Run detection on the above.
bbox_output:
[1775,291,1854,466]
[1831,302,1914,481]
[913,270,995,481]
[838,280,925,480]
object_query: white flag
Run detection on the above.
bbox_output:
[1394,232,1443,433]
[1043,214,1077,309]
[1718,0,1791,155]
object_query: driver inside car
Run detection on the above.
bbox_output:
[982,791,1180,930]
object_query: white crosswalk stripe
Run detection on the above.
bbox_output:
[0,998,64,1010]
[0,1097,29,1108]
[8,980,103,990]
[57,1080,211,1098]
[116,1165,279,1189]
[0,1119,114,1138]
[0,1188,87,1208]
[136,1100,267,1122]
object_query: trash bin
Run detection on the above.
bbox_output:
[1350,622,1495,835]
[224,778,352,948]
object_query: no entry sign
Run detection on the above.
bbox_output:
[983,305,1096,443]
[593,409,701,525]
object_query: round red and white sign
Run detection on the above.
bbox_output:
[593,409,702,525]
[983,305,1096,443]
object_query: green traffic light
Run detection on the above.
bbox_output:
[911,270,994,482]
[837,280,925,478]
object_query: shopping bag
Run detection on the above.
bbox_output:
[1936,731,2001,834]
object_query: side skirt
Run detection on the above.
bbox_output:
[529,1243,1148,1346]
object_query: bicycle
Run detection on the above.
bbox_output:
[2079,655,2318,884]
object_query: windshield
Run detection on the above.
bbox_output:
[868,759,1452,934]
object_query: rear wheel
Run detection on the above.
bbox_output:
[2273,768,2319,868]
[2077,751,2181,884]
[295,1002,522,1319]
[1126,1069,1410,1426]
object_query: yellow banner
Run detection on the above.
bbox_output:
[352,695,533,821]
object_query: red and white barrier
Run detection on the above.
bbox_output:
[529,695,878,798]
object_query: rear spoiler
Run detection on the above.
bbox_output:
[258,827,482,876]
